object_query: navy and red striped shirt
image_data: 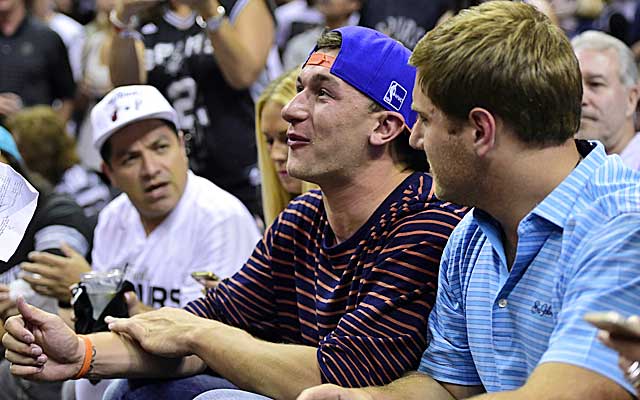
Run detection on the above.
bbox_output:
[185,172,467,386]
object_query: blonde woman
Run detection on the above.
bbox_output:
[256,67,310,225]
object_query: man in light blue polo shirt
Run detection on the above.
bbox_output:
[298,1,640,400]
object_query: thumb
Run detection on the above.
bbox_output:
[124,291,139,306]
[105,316,146,341]
[16,297,51,327]
[60,243,80,259]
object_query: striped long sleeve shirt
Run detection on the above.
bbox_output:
[185,172,467,387]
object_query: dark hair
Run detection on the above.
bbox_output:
[100,120,179,165]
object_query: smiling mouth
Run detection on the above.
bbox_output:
[287,132,311,148]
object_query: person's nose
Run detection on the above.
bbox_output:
[281,92,308,125]
[140,151,161,179]
[408,121,424,150]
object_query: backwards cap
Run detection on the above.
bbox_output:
[0,126,22,163]
[91,85,179,152]
[305,26,417,128]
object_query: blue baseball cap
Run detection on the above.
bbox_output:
[0,126,22,163]
[304,26,417,128]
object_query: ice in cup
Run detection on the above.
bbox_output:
[80,270,123,320]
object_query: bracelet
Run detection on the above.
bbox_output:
[72,335,94,380]
[196,5,226,33]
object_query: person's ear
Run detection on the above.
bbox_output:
[369,111,405,146]
[625,84,640,118]
[468,107,497,158]
[101,161,116,188]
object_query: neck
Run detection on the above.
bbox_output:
[321,161,412,244]
[608,122,636,155]
[140,216,165,236]
[476,139,580,264]
[325,15,350,30]
[0,3,25,36]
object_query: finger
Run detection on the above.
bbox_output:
[20,262,59,279]
[2,333,42,357]
[8,363,44,377]
[21,274,58,292]
[16,297,54,328]
[3,313,34,344]
[27,251,67,267]
[106,317,147,341]
[0,284,9,293]
[124,291,139,306]
[5,349,47,366]
[60,243,80,259]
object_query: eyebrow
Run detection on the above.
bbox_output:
[298,72,340,89]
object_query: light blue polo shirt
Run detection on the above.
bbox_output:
[419,142,640,394]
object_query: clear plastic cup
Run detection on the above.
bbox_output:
[80,270,122,320]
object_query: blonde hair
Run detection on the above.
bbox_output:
[410,1,582,146]
[256,67,315,224]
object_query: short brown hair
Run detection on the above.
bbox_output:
[410,1,582,147]
[6,106,79,184]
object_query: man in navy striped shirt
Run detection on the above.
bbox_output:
[1,26,467,400]
[299,2,640,400]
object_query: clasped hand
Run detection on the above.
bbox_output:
[105,307,209,358]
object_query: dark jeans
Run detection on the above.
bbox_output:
[102,374,240,400]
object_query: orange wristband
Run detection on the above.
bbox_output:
[72,335,93,380]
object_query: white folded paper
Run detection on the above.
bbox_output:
[0,163,39,262]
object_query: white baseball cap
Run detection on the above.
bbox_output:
[91,85,179,152]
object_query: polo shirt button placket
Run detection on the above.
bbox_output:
[498,298,508,308]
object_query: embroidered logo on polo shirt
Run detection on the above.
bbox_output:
[531,300,553,317]
[383,81,407,111]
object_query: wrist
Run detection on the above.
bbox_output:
[196,4,226,32]
[110,8,138,32]
[197,0,221,19]
[72,335,94,379]
[186,319,223,355]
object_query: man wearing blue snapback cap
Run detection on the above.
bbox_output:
[2,26,466,400]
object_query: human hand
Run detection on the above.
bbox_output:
[114,0,162,25]
[21,243,92,302]
[297,384,374,400]
[105,307,212,358]
[176,0,220,19]
[0,93,23,117]
[0,284,17,320]
[598,315,640,362]
[124,291,153,316]
[2,297,85,381]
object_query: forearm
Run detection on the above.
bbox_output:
[190,321,321,400]
[108,33,146,86]
[363,372,456,400]
[87,331,205,379]
[201,0,274,89]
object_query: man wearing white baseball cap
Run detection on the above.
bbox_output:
[22,83,260,318]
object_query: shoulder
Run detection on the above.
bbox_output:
[33,193,94,240]
[96,193,132,225]
[389,172,468,228]
[183,174,254,221]
[571,154,640,233]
